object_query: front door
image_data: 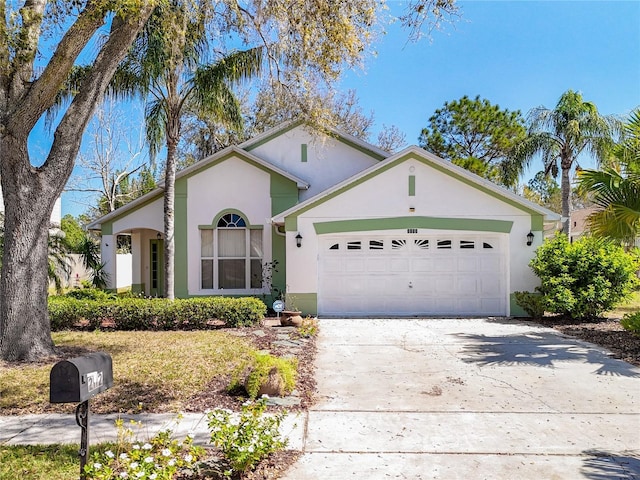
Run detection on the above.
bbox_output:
[150,239,164,297]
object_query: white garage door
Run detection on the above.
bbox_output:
[318,233,507,316]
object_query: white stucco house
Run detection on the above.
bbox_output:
[87,121,560,317]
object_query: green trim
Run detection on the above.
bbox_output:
[408,175,416,196]
[334,135,386,161]
[209,209,259,228]
[271,226,286,303]
[199,223,263,230]
[149,239,164,297]
[301,144,308,162]
[313,217,513,234]
[131,283,145,294]
[102,222,113,236]
[284,151,544,230]
[270,174,299,217]
[174,182,188,298]
[531,214,544,231]
[510,293,530,318]
[285,217,298,232]
[286,293,317,316]
[243,121,302,151]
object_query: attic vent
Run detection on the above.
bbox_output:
[407,228,418,234]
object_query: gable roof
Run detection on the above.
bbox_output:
[240,119,391,161]
[88,145,309,230]
[272,146,562,225]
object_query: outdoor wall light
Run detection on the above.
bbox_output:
[295,232,303,248]
[526,231,534,246]
[157,232,162,240]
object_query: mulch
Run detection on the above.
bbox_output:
[529,316,640,367]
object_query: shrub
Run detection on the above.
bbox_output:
[47,296,267,331]
[530,234,640,320]
[65,288,116,301]
[239,352,298,399]
[513,291,545,319]
[207,399,288,478]
[621,311,640,336]
[297,316,319,337]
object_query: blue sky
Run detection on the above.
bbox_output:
[342,0,639,147]
[60,0,640,217]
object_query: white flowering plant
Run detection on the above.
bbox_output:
[207,399,288,477]
[83,424,203,480]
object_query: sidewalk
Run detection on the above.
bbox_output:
[0,411,305,450]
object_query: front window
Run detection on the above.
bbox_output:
[201,213,263,290]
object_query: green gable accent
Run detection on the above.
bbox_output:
[102,222,113,236]
[284,151,546,231]
[409,175,416,196]
[271,227,287,303]
[285,216,298,232]
[510,293,531,317]
[301,144,308,162]
[313,216,513,235]
[286,293,317,316]
[271,175,299,217]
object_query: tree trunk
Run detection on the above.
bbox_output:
[163,135,177,300]
[560,154,573,236]
[0,137,57,361]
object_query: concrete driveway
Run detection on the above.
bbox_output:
[282,318,640,479]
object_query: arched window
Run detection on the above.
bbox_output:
[200,213,262,290]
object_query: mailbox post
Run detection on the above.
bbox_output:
[50,352,113,480]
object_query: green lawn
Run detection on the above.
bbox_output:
[607,289,640,318]
[0,444,87,480]
[0,330,256,414]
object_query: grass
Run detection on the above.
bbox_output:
[0,330,256,414]
[0,445,81,480]
[607,289,640,318]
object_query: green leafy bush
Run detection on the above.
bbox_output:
[621,311,640,335]
[530,234,640,320]
[235,352,298,399]
[207,399,288,478]
[83,421,203,480]
[48,296,266,331]
[65,288,116,301]
[513,291,546,318]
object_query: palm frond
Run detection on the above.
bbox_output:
[145,99,168,161]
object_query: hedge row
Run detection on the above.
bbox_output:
[48,296,267,331]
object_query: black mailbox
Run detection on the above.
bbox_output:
[50,352,113,404]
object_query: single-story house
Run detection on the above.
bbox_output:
[88,121,561,317]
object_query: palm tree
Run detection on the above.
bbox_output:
[112,2,263,299]
[577,109,640,248]
[512,90,621,234]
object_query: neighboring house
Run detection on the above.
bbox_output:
[569,207,598,244]
[88,121,560,317]
[570,207,640,248]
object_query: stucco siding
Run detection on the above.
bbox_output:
[186,156,273,295]
[248,125,380,200]
[111,198,164,234]
[285,156,541,314]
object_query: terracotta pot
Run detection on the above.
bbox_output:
[280,310,303,327]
